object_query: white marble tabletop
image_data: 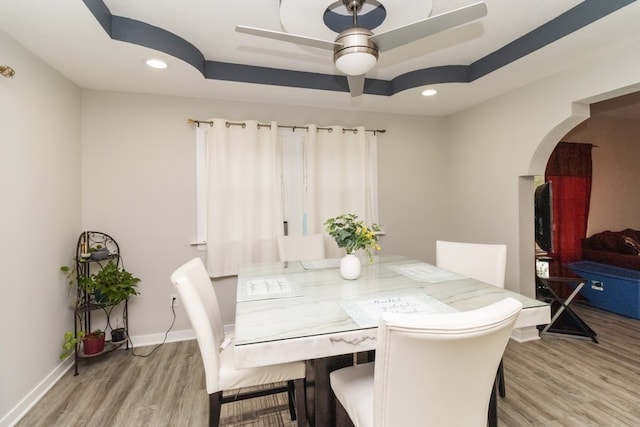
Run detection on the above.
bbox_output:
[234,255,550,368]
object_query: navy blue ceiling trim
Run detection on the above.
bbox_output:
[323,5,387,33]
[206,61,347,92]
[83,0,112,36]
[205,61,392,95]
[392,65,471,94]
[470,0,635,81]
[83,0,636,97]
[112,16,206,74]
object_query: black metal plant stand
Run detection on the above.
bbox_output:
[72,231,130,375]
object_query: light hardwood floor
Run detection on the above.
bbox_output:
[17,303,640,426]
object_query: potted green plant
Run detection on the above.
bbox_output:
[89,244,109,260]
[82,329,105,355]
[60,262,94,304]
[60,330,85,360]
[59,260,139,359]
[91,260,140,305]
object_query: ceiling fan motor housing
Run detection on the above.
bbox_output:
[333,27,379,75]
[343,0,365,13]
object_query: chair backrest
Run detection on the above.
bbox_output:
[277,233,325,262]
[436,240,507,288]
[170,257,224,394]
[373,297,522,427]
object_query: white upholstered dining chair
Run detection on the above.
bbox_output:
[436,240,509,397]
[329,297,522,427]
[277,233,325,262]
[170,258,306,427]
[436,240,507,288]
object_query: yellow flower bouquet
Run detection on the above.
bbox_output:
[325,213,381,262]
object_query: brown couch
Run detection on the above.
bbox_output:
[581,229,640,271]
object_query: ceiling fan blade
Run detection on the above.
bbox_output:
[347,75,365,97]
[236,25,340,51]
[370,2,488,52]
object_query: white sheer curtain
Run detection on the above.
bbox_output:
[205,119,283,277]
[280,128,306,235]
[304,125,379,258]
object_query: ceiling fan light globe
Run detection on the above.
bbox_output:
[333,27,379,76]
[335,51,377,76]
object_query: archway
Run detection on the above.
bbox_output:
[516,105,589,302]
[518,87,640,303]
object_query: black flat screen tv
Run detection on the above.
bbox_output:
[534,182,553,253]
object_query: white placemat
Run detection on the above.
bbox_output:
[388,263,466,283]
[340,293,458,328]
[237,277,303,302]
[300,258,341,270]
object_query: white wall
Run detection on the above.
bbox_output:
[0,32,81,424]
[563,115,640,234]
[80,90,447,332]
[445,38,640,296]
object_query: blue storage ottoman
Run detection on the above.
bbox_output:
[567,260,640,319]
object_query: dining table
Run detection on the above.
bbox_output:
[234,254,550,426]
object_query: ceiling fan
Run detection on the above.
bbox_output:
[236,0,487,97]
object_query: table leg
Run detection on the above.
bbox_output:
[305,354,354,427]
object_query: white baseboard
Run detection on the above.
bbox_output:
[0,357,73,427]
[1,328,204,427]
[126,324,236,348]
[127,328,196,348]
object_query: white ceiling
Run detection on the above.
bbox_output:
[1,0,640,116]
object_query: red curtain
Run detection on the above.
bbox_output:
[545,142,593,274]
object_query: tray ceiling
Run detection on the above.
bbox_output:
[1,0,639,116]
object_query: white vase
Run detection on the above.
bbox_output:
[340,253,361,280]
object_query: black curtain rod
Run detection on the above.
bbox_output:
[187,119,386,135]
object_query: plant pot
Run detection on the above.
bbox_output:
[90,247,109,260]
[82,334,105,355]
[111,328,126,342]
[340,253,361,280]
[93,289,109,304]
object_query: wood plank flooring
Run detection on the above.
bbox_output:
[16,303,640,426]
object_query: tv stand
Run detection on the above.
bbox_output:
[537,276,598,343]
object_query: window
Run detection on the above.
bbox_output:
[196,120,378,275]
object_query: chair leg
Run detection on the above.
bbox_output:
[498,358,506,398]
[294,378,307,426]
[488,378,498,427]
[209,391,222,427]
[287,380,297,421]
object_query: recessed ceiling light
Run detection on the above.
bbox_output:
[422,88,438,97]
[145,59,167,70]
